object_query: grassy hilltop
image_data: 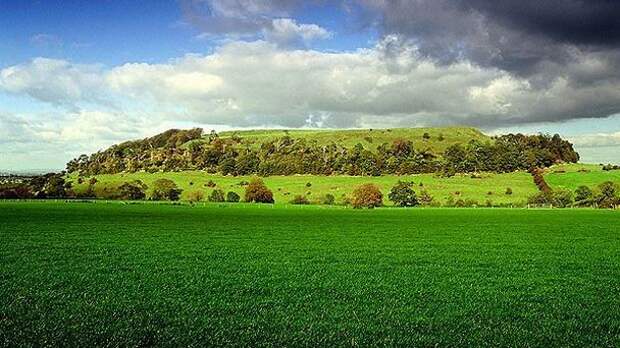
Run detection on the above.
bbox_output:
[210,127,489,153]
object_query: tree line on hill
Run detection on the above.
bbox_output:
[65,128,579,177]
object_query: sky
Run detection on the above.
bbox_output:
[1,0,620,171]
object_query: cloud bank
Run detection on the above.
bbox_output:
[2,39,620,131]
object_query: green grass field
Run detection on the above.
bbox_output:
[545,163,620,191]
[70,171,537,206]
[1,202,619,346]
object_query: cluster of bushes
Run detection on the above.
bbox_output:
[0,174,273,205]
[348,181,435,209]
[188,189,240,203]
[102,177,271,204]
[527,181,620,209]
[0,173,71,199]
[66,129,579,177]
[602,164,620,171]
[349,181,519,209]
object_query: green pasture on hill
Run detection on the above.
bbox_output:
[69,170,537,206]
[210,127,489,153]
[545,163,620,191]
[66,163,620,206]
[1,202,619,346]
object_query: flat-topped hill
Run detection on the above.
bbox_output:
[66,126,578,177]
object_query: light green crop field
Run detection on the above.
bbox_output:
[70,170,536,206]
[210,127,489,153]
[1,202,619,346]
[545,163,620,191]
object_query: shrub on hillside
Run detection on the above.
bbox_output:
[388,181,418,207]
[444,195,455,207]
[341,195,352,206]
[205,180,216,188]
[290,195,310,205]
[43,174,71,198]
[218,157,236,176]
[454,199,467,207]
[208,189,225,202]
[187,190,205,203]
[552,189,574,208]
[321,193,335,205]
[0,184,33,199]
[244,178,274,203]
[226,191,240,203]
[418,190,434,206]
[602,164,620,171]
[505,187,513,195]
[528,191,553,206]
[596,181,619,208]
[464,199,479,207]
[118,180,148,200]
[528,189,573,208]
[352,183,383,209]
[151,179,182,201]
[574,185,593,205]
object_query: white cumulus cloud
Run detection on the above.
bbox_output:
[264,18,332,47]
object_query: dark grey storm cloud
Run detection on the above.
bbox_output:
[358,0,620,76]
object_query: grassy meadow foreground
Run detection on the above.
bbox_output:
[1,202,619,346]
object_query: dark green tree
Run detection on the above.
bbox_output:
[574,185,593,204]
[388,181,418,207]
[208,189,226,202]
[43,174,71,198]
[118,180,147,200]
[151,179,182,201]
[596,181,619,208]
[226,191,240,203]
